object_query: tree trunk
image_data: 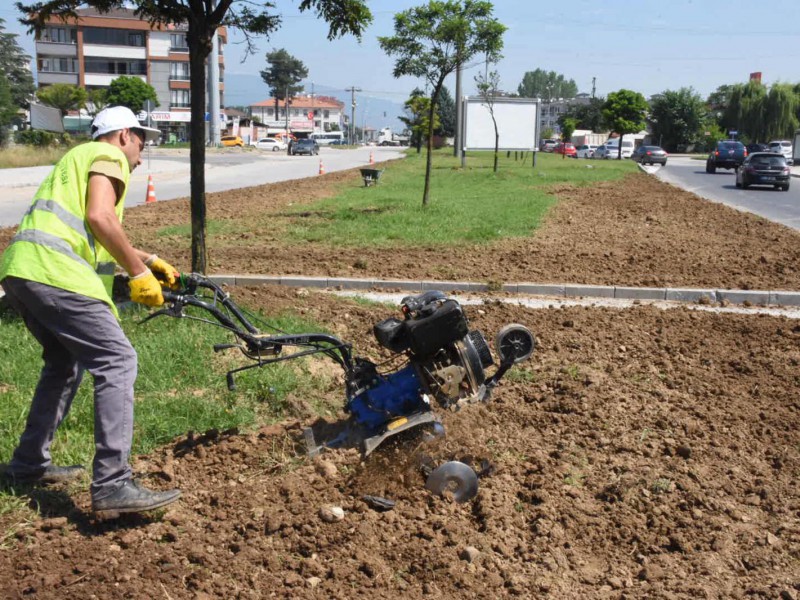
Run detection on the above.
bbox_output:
[492,113,499,173]
[618,133,623,160]
[423,84,442,206]
[189,23,209,274]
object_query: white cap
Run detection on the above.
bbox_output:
[91,105,160,142]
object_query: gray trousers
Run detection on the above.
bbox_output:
[2,276,135,499]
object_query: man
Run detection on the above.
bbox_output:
[0,106,181,517]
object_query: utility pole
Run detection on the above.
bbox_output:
[311,81,315,134]
[207,0,221,146]
[284,84,290,140]
[454,61,462,158]
[346,86,361,144]
[591,77,596,100]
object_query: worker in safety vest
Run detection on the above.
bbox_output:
[0,106,181,517]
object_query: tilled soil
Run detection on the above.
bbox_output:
[1,165,799,599]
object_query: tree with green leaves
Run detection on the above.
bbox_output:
[558,116,577,157]
[434,85,455,137]
[602,89,647,159]
[561,97,605,132]
[17,0,371,273]
[379,0,506,206]
[105,75,158,113]
[648,87,707,152]
[260,48,308,126]
[0,17,35,111]
[517,69,577,101]
[475,68,501,172]
[763,83,798,141]
[399,88,437,154]
[724,80,766,141]
[0,75,16,146]
[36,83,87,118]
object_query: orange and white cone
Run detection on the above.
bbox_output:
[369,151,375,165]
[145,175,157,204]
[318,159,325,175]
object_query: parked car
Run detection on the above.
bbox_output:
[553,142,577,157]
[539,139,557,152]
[706,140,746,173]
[746,143,769,154]
[329,139,349,146]
[290,138,320,156]
[631,145,668,166]
[735,152,791,191]
[575,144,598,159]
[595,139,634,159]
[767,140,793,165]
[255,137,286,152]
[221,135,245,148]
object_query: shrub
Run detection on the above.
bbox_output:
[15,129,57,147]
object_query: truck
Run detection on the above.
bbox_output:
[377,127,409,146]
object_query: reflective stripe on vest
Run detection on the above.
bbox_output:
[23,199,96,254]
[11,229,93,270]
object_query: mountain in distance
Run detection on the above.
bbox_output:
[225,72,408,134]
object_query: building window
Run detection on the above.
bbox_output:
[85,59,147,75]
[171,89,190,108]
[323,110,329,118]
[169,33,188,51]
[169,62,190,80]
[38,57,78,73]
[83,28,146,47]
[41,27,77,44]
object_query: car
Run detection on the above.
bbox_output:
[255,137,287,152]
[290,138,319,156]
[706,140,746,173]
[631,145,668,166]
[735,152,790,191]
[575,144,598,159]
[221,135,244,148]
[329,139,349,146]
[593,144,609,159]
[553,142,577,157]
[767,140,793,165]
[746,143,769,154]
[539,139,557,152]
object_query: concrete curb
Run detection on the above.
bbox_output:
[206,275,800,308]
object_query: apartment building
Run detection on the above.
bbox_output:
[249,95,346,137]
[35,7,225,141]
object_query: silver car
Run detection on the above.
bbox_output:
[768,140,793,165]
[576,144,598,159]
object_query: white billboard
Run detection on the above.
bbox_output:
[463,97,538,152]
[30,103,64,133]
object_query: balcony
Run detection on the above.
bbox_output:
[36,42,77,57]
[170,102,191,109]
[169,74,190,81]
[169,45,189,53]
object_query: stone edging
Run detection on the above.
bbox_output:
[207,275,800,308]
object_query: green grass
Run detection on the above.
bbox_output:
[151,149,636,248]
[0,301,340,470]
[283,149,635,247]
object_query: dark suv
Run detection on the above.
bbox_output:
[291,138,319,156]
[706,140,747,173]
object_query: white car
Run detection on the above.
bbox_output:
[768,140,793,165]
[255,137,287,152]
[576,144,598,159]
[598,139,634,159]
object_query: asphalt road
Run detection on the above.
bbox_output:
[0,145,403,228]
[651,155,800,230]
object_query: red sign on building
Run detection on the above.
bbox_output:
[749,72,762,82]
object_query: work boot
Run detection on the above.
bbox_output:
[92,479,181,518]
[2,464,85,485]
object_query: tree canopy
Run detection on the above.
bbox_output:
[517,69,577,100]
[560,97,605,132]
[17,0,372,273]
[379,0,506,205]
[0,17,35,110]
[399,88,438,154]
[260,48,308,118]
[602,89,647,158]
[648,87,707,152]
[434,86,455,137]
[36,83,87,118]
[105,76,159,113]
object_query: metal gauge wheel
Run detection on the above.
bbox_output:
[495,324,535,364]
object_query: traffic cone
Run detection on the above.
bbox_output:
[369,151,375,165]
[318,159,325,175]
[145,175,157,204]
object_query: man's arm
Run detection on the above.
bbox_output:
[85,173,148,276]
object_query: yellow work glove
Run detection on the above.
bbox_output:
[129,269,164,307]
[144,254,178,288]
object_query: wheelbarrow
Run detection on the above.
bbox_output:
[359,167,384,187]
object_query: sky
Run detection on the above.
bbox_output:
[3,0,800,127]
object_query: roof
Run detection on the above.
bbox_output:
[251,96,344,110]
